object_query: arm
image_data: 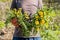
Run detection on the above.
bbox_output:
[38,0,43,9]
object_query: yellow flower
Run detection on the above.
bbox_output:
[25,16,29,19]
[24,12,29,17]
[24,12,30,19]
[13,8,16,12]
[15,10,21,17]
[36,19,38,20]
[40,19,45,24]
[17,14,20,17]
[35,16,39,19]
[35,20,39,25]
[18,8,22,12]
[38,11,44,16]
[36,27,40,31]
[13,9,17,14]
[40,15,43,18]
[15,8,22,17]
[17,10,20,13]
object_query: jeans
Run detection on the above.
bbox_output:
[13,37,41,40]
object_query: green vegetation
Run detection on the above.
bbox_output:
[0,0,12,2]
[0,0,60,40]
[0,21,5,29]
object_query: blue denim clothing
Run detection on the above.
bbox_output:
[13,37,41,40]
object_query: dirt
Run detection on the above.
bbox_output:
[0,24,15,40]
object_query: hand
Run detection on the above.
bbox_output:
[11,17,19,27]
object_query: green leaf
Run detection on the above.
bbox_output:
[0,21,5,29]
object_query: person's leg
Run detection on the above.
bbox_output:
[13,37,42,40]
[28,37,33,40]
[33,37,42,40]
[22,37,33,40]
[13,37,23,40]
[24,38,29,40]
[13,37,18,40]
[27,37,41,40]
